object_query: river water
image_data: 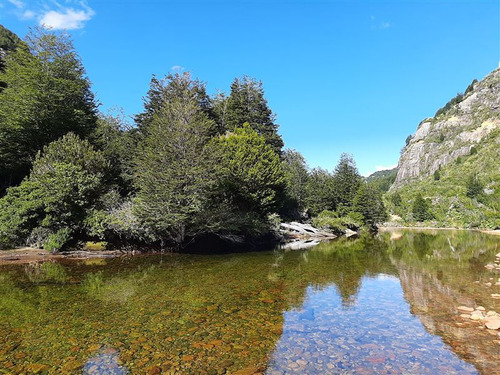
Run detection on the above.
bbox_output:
[0,230,499,374]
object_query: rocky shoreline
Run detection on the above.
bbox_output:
[453,251,500,343]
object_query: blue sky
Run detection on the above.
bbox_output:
[1,0,499,176]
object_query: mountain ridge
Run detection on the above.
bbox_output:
[392,68,500,189]
[387,68,500,228]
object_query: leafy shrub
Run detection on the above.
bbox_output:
[43,228,72,253]
[433,170,440,181]
[435,92,463,118]
[390,192,402,207]
[464,79,478,95]
[0,134,108,249]
[412,193,433,222]
[465,174,483,198]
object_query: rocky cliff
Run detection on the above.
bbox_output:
[392,68,500,189]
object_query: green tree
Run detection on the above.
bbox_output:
[332,153,362,213]
[225,76,284,155]
[94,110,138,194]
[0,25,21,55]
[0,25,22,89]
[412,193,433,222]
[212,91,230,135]
[465,174,483,198]
[433,169,440,181]
[135,73,215,133]
[390,192,402,207]
[305,168,335,216]
[0,133,108,250]
[205,123,285,234]
[281,149,309,216]
[0,27,97,187]
[352,183,388,230]
[133,73,215,246]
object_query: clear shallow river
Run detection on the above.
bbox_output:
[0,230,499,374]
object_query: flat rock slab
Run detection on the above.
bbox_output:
[485,316,500,330]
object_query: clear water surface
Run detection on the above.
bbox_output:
[0,230,499,374]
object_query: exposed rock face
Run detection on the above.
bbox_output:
[392,69,500,189]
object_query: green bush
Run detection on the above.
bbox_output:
[433,170,440,181]
[465,174,483,198]
[412,193,433,222]
[0,134,108,250]
[43,228,72,253]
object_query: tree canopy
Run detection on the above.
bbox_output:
[0,133,108,250]
[223,76,284,155]
[0,27,97,187]
[0,25,390,251]
[133,73,215,246]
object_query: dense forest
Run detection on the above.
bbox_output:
[0,27,387,252]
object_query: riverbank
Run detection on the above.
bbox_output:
[2,227,497,265]
[0,247,129,265]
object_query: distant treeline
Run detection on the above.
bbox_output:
[0,27,387,251]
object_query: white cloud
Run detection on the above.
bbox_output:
[363,163,398,177]
[39,7,95,30]
[375,164,398,172]
[8,0,24,8]
[4,0,95,30]
[171,65,185,72]
[370,16,391,30]
[21,9,35,20]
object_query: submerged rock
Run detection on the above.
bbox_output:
[470,311,484,321]
[485,316,500,330]
[457,306,474,313]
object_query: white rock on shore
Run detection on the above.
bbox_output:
[279,222,336,238]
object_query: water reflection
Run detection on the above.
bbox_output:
[83,347,128,374]
[267,274,477,374]
[387,230,500,374]
[0,231,498,373]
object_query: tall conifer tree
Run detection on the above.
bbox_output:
[225,76,284,155]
